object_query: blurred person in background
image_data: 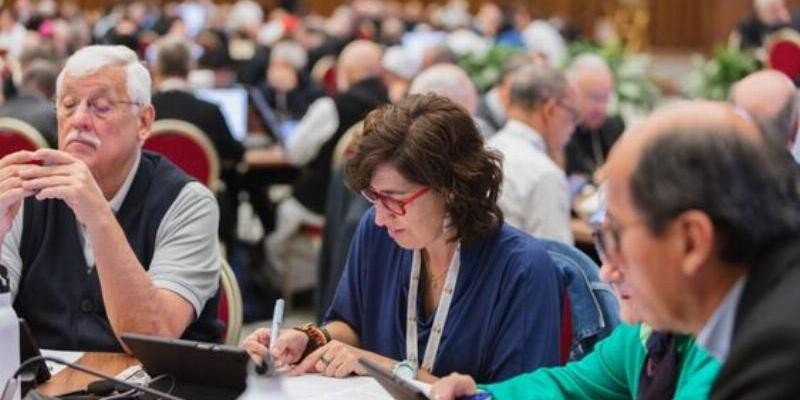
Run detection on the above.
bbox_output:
[408,62,491,136]
[381,45,419,103]
[0,6,28,59]
[736,0,800,50]
[257,39,324,122]
[151,37,245,252]
[0,58,59,146]
[474,53,533,135]
[730,69,799,150]
[564,53,624,185]
[488,64,579,243]
[247,40,388,287]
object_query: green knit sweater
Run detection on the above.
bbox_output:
[481,324,719,399]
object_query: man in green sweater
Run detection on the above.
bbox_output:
[431,201,720,400]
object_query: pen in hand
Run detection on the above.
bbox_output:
[269,299,285,357]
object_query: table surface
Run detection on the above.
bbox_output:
[35,352,425,400]
[37,352,138,396]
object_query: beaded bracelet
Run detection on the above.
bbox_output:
[293,323,329,360]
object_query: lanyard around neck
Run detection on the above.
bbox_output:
[405,243,461,373]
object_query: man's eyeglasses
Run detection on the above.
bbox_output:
[55,96,141,119]
[556,99,582,125]
[591,218,643,262]
[361,186,431,216]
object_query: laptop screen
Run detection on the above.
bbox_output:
[195,87,249,142]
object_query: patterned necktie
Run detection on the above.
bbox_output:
[637,332,679,400]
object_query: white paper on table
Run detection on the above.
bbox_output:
[40,350,85,376]
[283,374,431,400]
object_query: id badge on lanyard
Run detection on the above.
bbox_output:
[405,243,461,373]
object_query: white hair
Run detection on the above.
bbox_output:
[270,41,308,71]
[56,45,151,105]
[409,63,477,114]
[566,53,612,82]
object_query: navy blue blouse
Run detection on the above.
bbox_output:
[325,208,563,383]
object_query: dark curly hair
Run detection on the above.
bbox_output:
[345,93,504,246]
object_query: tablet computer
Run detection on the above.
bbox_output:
[121,333,249,391]
[358,358,428,400]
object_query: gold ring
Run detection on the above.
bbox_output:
[320,355,331,365]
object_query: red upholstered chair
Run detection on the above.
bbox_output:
[144,119,220,191]
[0,117,49,158]
[766,28,800,83]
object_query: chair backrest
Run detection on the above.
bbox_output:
[540,238,620,363]
[145,119,221,191]
[0,117,49,158]
[766,28,800,83]
[219,259,243,346]
[331,120,364,170]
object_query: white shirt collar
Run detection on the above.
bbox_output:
[501,119,547,153]
[108,150,141,213]
[696,277,747,362]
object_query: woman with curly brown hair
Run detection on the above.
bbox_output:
[242,93,562,384]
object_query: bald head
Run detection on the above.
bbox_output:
[336,40,383,91]
[409,63,478,114]
[731,69,799,148]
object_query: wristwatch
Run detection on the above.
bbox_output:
[392,360,418,380]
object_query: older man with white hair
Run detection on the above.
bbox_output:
[564,53,625,183]
[0,45,221,351]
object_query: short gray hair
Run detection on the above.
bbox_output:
[409,63,478,114]
[508,64,568,110]
[56,45,151,105]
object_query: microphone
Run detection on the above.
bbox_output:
[12,356,183,400]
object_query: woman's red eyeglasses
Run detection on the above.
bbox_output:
[361,186,431,216]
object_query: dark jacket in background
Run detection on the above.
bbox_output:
[257,76,325,122]
[152,89,245,245]
[736,13,800,50]
[0,92,58,147]
[565,115,625,179]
